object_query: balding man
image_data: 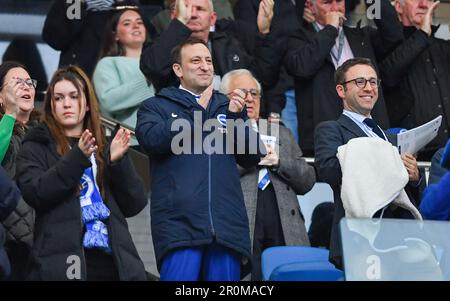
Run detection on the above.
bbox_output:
[381,0,450,161]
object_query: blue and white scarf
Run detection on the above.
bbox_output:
[79,154,111,253]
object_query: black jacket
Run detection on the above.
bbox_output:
[140,18,279,92]
[314,114,420,269]
[284,0,403,156]
[1,119,39,249]
[42,0,112,77]
[380,26,450,160]
[233,0,303,116]
[16,123,147,280]
[0,166,21,280]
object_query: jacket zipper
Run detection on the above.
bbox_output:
[205,105,215,237]
[208,150,215,237]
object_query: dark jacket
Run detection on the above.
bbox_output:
[314,114,420,269]
[42,0,112,77]
[380,26,450,160]
[16,123,147,280]
[233,0,303,116]
[136,87,264,276]
[0,166,21,280]
[284,0,403,156]
[139,18,279,92]
[1,119,39,248]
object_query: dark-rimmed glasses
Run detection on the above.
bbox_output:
[340,77,380,89]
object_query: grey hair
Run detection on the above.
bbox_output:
[168,0,213,10]
[219,69,262,95]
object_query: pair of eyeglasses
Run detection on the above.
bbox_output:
[1,78,37,90]
[228,88,260,98]
[340,77,381,88]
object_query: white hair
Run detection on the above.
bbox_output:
[219,69,262,95]
[169,0,214,11]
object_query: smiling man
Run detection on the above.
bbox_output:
[136,38,266,281]
[314,57,421,270]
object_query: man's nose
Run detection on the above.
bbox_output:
[200,60,209,70]
[418,0,429,7]
[191,6,198,18]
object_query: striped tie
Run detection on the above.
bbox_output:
[258,168,271,190]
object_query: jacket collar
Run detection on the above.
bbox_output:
[338,114,396,144]
[337,114,368,138]
[22,122,62,159]
[403,24,440,38]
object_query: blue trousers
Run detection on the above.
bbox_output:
[160,243,240,281]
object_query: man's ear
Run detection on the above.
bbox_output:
[172,63,183,78]
[210,11,217,27]
[336,84,346,99]
[394,0,403,15]
[306,0,315,15]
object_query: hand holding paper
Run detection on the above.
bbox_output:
[397,116,442,155]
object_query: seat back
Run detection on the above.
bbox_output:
[261,246,332,280]
[269,261,344,281]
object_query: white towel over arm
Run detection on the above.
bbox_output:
[337,137,422,220]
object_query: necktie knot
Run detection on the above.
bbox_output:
[363,118,385,140]
[363,118,376,128]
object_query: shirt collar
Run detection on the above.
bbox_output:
[179,85,202,99]
[343,109,371,123]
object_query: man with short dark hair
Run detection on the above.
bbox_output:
[284,0,403,156]
[136,38,265,281]
[314,57,421,269]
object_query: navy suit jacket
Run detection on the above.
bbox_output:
[314,114,418,269]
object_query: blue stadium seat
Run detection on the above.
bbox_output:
[269,261,344,281]
[261,246,344,281]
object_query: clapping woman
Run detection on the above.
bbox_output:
[16,65,147,280]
